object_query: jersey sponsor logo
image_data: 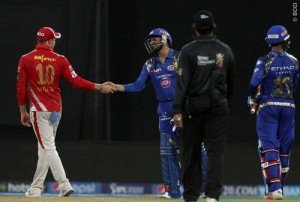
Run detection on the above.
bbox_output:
[167,65,175,71]
[156,74,172,79]
[160,77,171,88]
[148,67,162,74]
[34,55,56,62]
[197,56,215,66]
[271,65,295,71]
[71,70,78,78]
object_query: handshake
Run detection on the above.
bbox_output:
[95,81,122,94]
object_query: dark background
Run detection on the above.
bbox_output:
[0,0,299,185]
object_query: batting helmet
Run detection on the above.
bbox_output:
[265,25,290,45]
[144,28,172,53]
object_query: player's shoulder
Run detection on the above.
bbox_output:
[215,38,234,53]
[180,41,198,54]
[145,56,156,66]
[286,53,298,63]
[21,49,37,58]
[52,51,66,58]
[257,53,272,64]
[169,49,180,61]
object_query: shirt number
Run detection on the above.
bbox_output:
[36,63,55,85]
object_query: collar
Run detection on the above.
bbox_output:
[269,50,287,57]
[154,48,175,61]
[35,44,54,51]
[195,35,217,40]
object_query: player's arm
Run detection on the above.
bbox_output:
[16,57,31,127]
[114,64,150,92]
[115,84,125,92]
[19,105,31,127]
[249,58,265,97]
[60,57,114,93]
[247,58,265,113]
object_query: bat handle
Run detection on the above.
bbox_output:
[250,103,257,114]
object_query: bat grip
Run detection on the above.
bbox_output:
[250,103,257,114]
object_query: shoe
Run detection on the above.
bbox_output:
[207,197,219,202]
[25,189,41,197]
[263,195,273,200]
[270,189,283,200]
[200,192,207,198]
[58,189,74,197]
[158,192,171,198]
[158,191,182,199]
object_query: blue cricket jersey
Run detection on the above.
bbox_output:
[249,50,299,104]
[124,49,179,115]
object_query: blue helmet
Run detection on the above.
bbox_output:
[143,28,172,53]
[265,25,290,45]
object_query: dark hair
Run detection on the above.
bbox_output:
[192,23,216,38]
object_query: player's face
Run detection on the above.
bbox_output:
[149,37,162,46]
[148,37,163,51]
[144,36,164,54]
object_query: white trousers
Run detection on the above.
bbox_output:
[29,111,72,192]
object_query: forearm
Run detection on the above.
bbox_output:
[115,84,125,92]
[19,105,27,114]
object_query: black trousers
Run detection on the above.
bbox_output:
[181,102,229,201]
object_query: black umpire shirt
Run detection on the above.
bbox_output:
[173,35,236,114]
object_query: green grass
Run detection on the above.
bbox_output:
[0,197,300,202]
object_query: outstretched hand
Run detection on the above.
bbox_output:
[102,82,117,94]
[95,82,117,94]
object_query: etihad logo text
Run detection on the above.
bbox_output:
[34,55,56,62]
[271,66,295,71]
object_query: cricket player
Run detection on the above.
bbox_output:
[248,25,299,200]
[16,26,114,197]
[108,28,208,199]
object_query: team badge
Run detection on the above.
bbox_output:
[160,77,171,88]
[216,53,224,68]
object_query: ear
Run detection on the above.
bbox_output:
[191,23,199,39]
[212,23,217,32]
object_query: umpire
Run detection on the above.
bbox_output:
[172,10,236,202]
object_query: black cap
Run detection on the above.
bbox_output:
[194,10,214,31]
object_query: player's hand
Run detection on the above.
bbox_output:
[102,81,117,94]
[247,96,257,114]
[173,113,183,128]
[95,82,115,94]
[21,112,31,127]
